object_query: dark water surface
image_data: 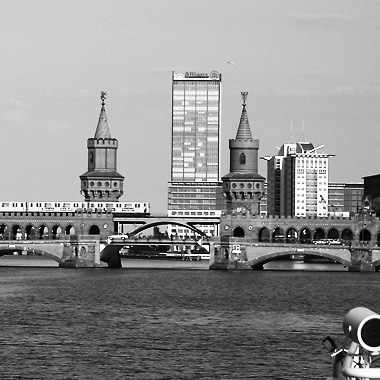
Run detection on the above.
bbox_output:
[1,261,379,379]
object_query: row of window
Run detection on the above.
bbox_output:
[83,181,119,188]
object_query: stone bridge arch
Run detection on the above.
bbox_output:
[359,228,371,242]
[258,227,270,242]
[300,227,312,244]
[327,227,339,239]
[272,227,284,243]
[0,245,63,264]
[342,228,353,243]
[313,228,326,241]
[286,228,298,243]
[245,246,351,269]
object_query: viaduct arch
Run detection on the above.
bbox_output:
[0,244,64,264]
[255,225,379,246]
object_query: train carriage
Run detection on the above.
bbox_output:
[0,201,150,216]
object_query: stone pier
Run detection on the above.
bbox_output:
[59,235,106,268]
[348,248,374,272]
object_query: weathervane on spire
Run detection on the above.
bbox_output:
[241,91,248,106]
[100,91,107,106]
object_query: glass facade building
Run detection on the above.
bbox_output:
[168,71,222,213]
[327,182,363,216]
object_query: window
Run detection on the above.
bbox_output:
[239,153,246,165]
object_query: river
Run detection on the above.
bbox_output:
[0,256,377,379]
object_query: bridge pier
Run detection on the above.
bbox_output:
[347,248,374,272]
[59,235,106,268]
[209,239,252,270]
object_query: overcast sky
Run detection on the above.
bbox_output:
[1,0,379,213]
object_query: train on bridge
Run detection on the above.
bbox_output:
[0,201,150,215]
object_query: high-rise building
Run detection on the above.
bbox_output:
[262,142,333,217]
[168,71,222,217]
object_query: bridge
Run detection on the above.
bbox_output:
[210,238,380,272]
[0,211,218,267]
[0,217,380,271]
[0,236,110,267]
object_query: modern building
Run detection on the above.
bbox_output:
[220,92,265,238]
[328,182,364,216]
[80,92,124,201]
[262,142,334,217]
[168,71,222,235]
[363,174,380,201]
[363,174,380,215]
[259,182,268,215]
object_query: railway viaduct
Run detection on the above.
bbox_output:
[209,210,380,271]
[1,208,380,271]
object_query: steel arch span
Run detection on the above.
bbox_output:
[128,220,209,238]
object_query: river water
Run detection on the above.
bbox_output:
[0,257,379,379]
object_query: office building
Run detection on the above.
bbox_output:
[363,174,380,215]
[167,71,222,236]
[363,174,380,201]
[262,142,333,217]
[168,71,222,207]
[328,182,364,216]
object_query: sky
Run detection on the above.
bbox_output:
[1,0,380,213]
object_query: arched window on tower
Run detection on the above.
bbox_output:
[239,152,246,165]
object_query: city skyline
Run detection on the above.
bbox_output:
[1,1,380,213]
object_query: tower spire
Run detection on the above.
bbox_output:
[221,92,265,221]
[80,92,124,201]
[94,91,111,139]
[235,91,253,140]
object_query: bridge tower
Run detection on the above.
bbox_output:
[221,92,265,238]
[80,92,124,201]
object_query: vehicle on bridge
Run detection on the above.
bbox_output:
[312,238,342,245]
[0,201,150,216]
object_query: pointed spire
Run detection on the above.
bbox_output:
[235,91,253,140]
[94,91,111,139]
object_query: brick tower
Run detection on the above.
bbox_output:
[80,92,124,201]
[221,92,265,237]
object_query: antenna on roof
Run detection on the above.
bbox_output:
[299,119,305,142]
[290,121,296,143]
[309,144,324,154]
